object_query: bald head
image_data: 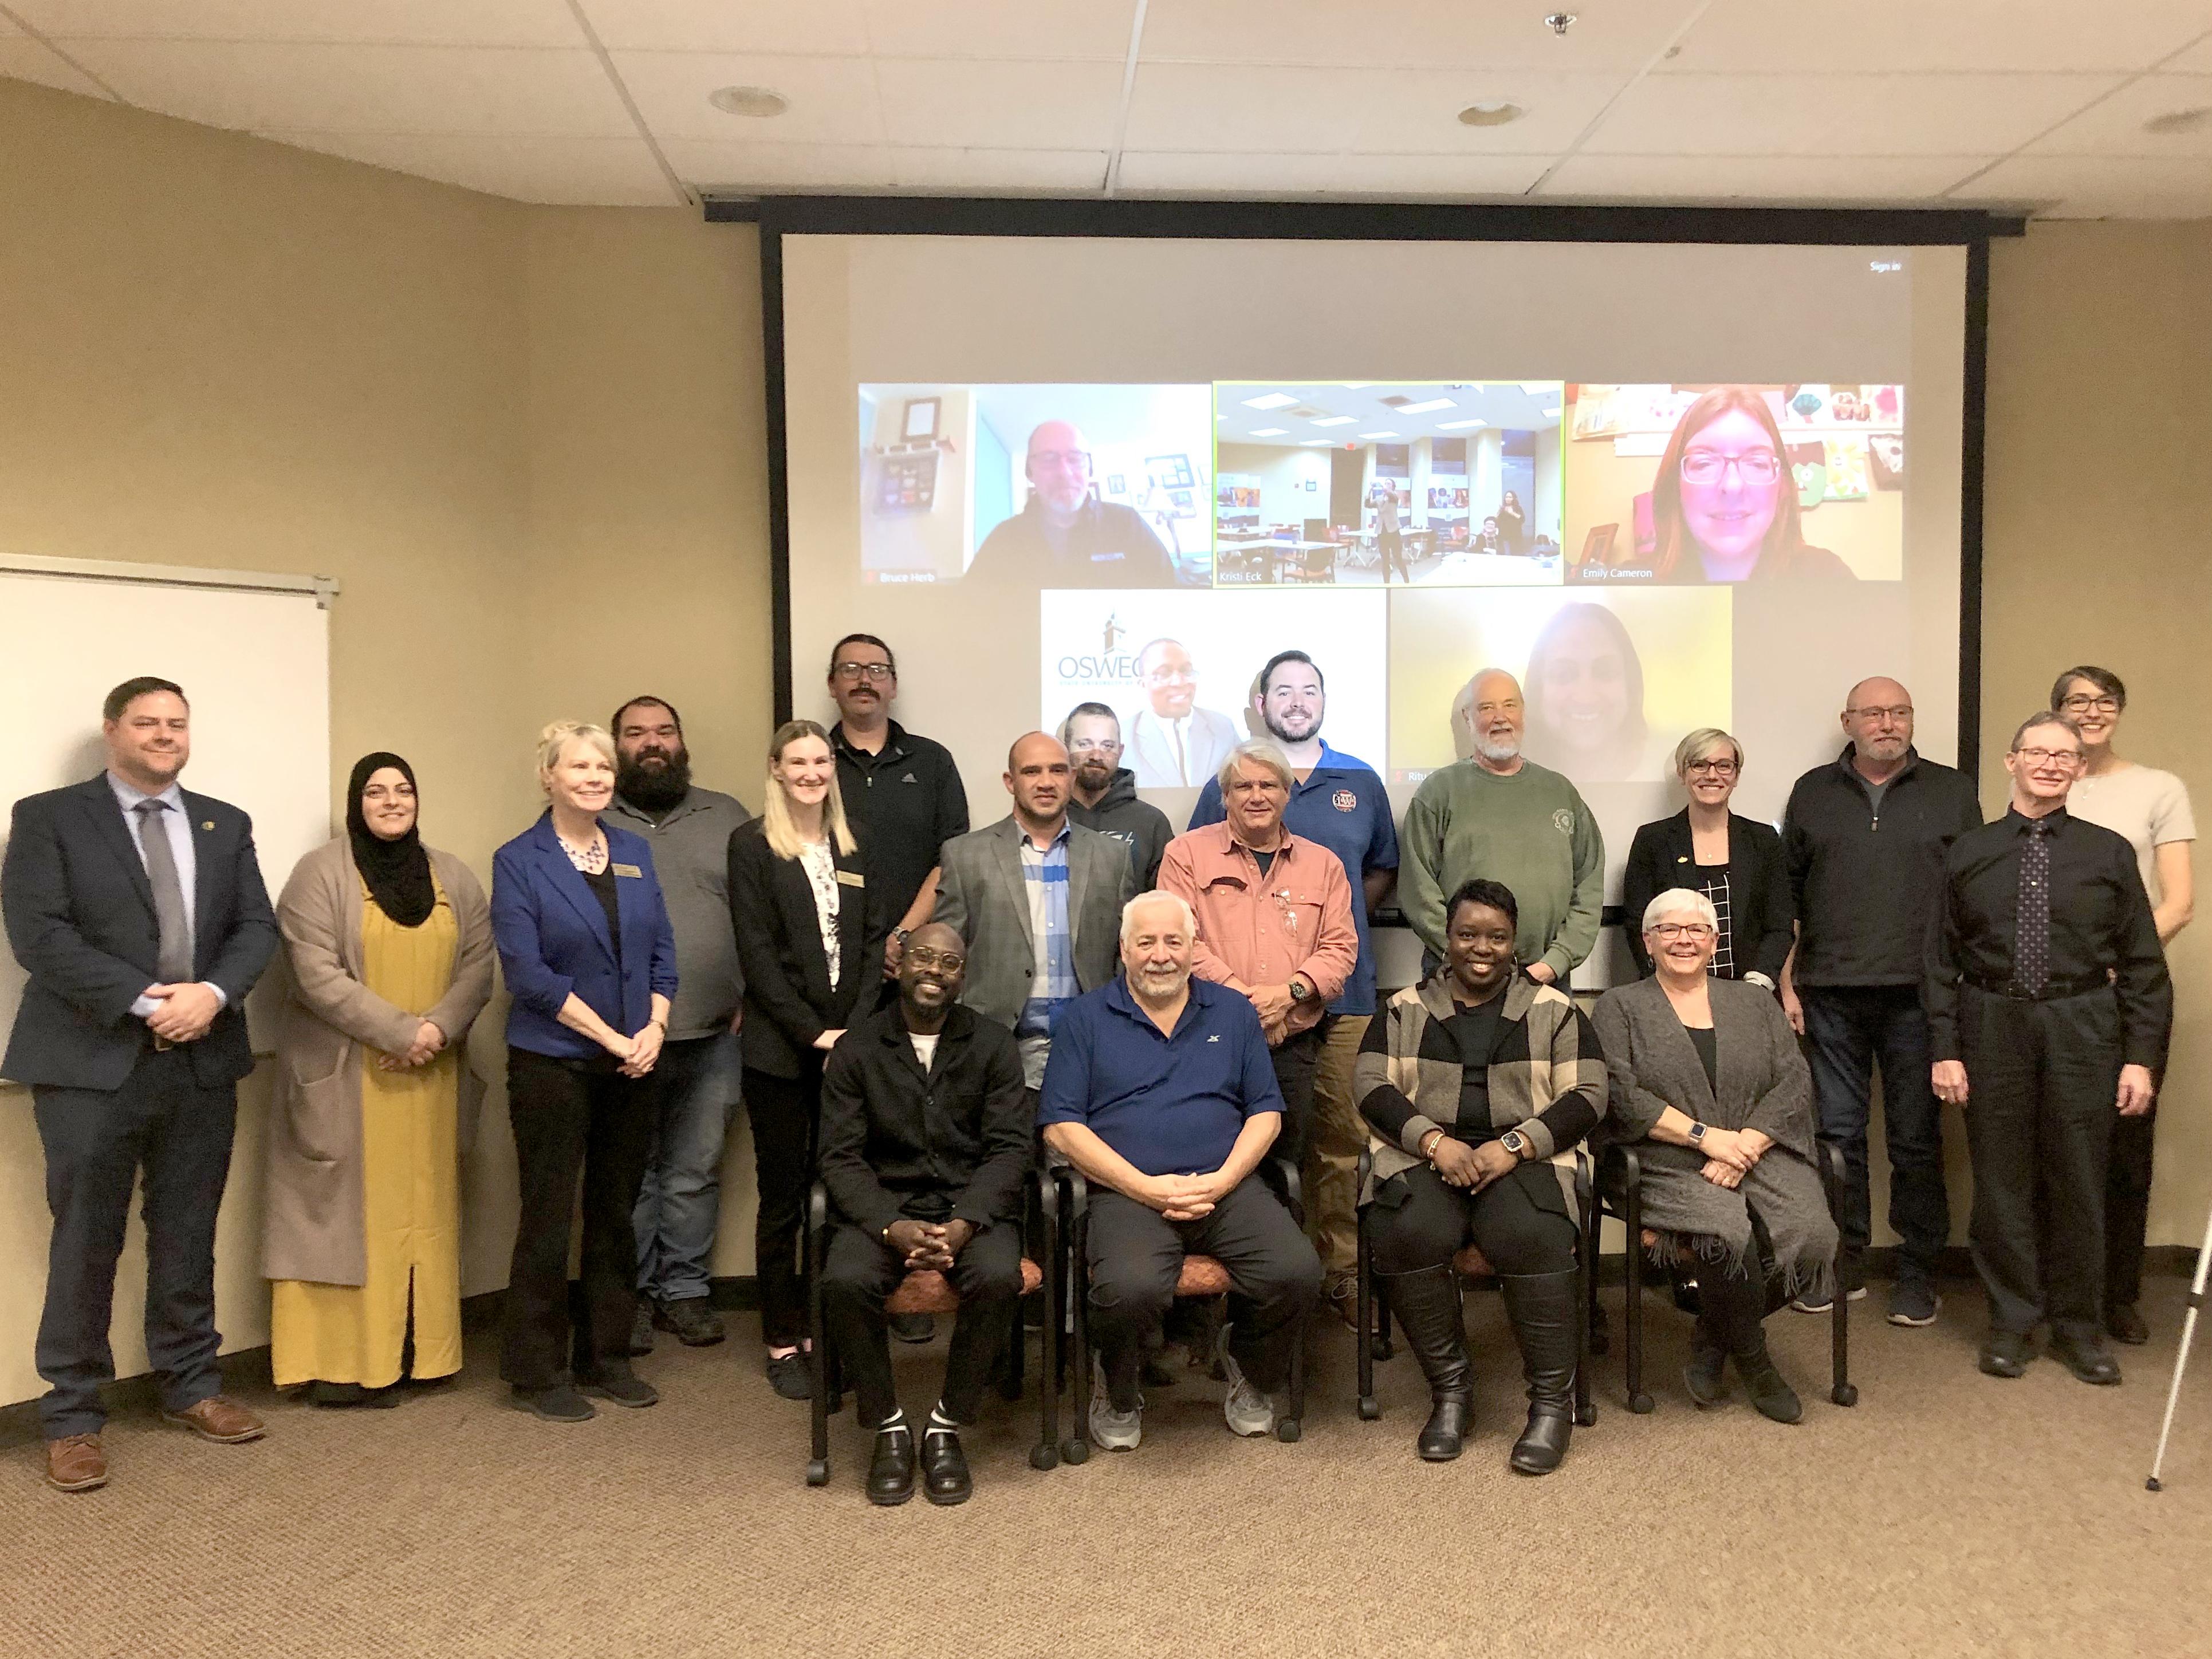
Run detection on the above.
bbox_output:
[1026,419,1093,519]
[906,921,963,959]
[1005,730,1071,834]
[1841,676,1914,770]
[895,920,966,1024]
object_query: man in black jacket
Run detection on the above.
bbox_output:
[1061,703,1171,891]
[965,420,1181,588]
[817,923,1032,1507]
[1780,677,1982,1327]
[3,677,280,1493]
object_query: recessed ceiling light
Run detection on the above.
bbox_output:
[1249,427,1289,437]
[1359,431,1400,440]
[1299,439,1335,446]
[1542,407,1562,417]
[1241,392,1299,410]
[2144,106,2212,136]
[1396,397,1457,415]
[1436,419,1487,430]
[1309,415,1355,427]
[709,85,789,117]
[1458,100,1525,127]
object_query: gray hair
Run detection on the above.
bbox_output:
[2009,710,2083,755]
[1120,890,1197,947]
[1673,726,1744,777]
[1215,739,1294,796]
[1642,888,1719,933]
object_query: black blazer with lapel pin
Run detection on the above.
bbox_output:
[727,817,879,1078]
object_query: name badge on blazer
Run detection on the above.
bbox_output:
[611,862,643,878]
[835,870,867,888]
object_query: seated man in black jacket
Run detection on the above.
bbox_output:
[818,923,1032,1507]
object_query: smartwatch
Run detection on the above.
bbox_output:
[1499,1129,1528,1160]
[1688,1121,1709,1146]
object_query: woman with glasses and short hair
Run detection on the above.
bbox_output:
[1620,728,1793,989]
[1594,889,1839,1424]
[1646,387,1854,582]
[2049,664,2195,1346]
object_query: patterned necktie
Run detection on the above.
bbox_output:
[2013,818,2053,998]
[133,799,195,984]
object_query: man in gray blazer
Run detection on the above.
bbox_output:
[934,732,1136,1097]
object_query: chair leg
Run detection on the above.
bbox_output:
[1278,1305,1306,1443]
[1831,1249,1858,1408]
[1060,1209,1091,1465]
[806,1211,830,1487]
[999,1297,1026,1401]
[1624,1172,1652,1414]
[1356,1202,1379,1421]
[1585,1196,1609,1357]
[1574,1251,1597,1429]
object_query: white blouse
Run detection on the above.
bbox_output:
[796,838,841,991]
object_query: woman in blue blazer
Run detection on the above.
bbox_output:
[491,720,678,1422]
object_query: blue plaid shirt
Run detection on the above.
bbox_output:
[1018,823,1079,1079]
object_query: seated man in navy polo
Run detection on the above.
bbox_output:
[1040,891,1323,1451]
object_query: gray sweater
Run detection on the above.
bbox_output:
[606,785,753,1040]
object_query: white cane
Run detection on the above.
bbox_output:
[2145,1198,2212,1491]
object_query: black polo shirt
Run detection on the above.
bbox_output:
[831,718,970,928]
[965,497,1179,588]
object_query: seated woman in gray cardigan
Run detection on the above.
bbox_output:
[1355,878,1608,1475]
[1592,888,1839,1425]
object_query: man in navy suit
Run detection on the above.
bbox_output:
[3,676,279,1492]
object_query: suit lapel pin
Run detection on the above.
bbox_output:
[201,820,215,831]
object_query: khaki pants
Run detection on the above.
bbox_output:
[1305,1014,1371,1285]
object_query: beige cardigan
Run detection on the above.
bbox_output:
[262,836,495,1287]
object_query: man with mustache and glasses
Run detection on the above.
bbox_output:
[1927,714,2170,1387]
[1401,668,1604,991]
[606,696,754,1355]
[1780,677,1980,1329]
[818,923,1033,1507]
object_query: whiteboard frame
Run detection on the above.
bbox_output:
[0,550,342,609]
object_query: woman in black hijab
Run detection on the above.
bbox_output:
[265,754,497,1405]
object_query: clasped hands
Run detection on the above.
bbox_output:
[143,982,221,1043]
[376,1019,450,1072]
[1697,1126,1771,1191]
[1246,982,1297,1044]
[1136,1169,1233,1222]
[1430,1135,1518,1193]
[885,1217,975,1271]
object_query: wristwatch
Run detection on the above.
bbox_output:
[1289,975,1316,1004]
[1688,1121,1709,1146]
[1499,1129,1528,1160]
[890,927,912,947]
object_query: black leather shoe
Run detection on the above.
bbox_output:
[1979,1330,2033,1378]
[921,1428,973,1505]
[1735,1355,1804,1424]
[2107,1303,2150,1346]
[867,1427,915,1506]
[1502,1270,1581,1473]
[1683,1334,1729,1407]
[2051,1335,2122,1386]
[1418,1394,1471,1462]
[1510,1407,1573,1475]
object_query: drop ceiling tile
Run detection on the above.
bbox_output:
[659,138,899,191]
[576,0,870,56]
[0,37,115,98]
[887,146,1109,190]
[1115,150,1550,198]
[2025,73,2212,156]
[1588,71,2127,156]
[1958,153,2212,218]
[1141,0,1703,71]
[862,1,1135,62]
[64,40,635,135]
[1670,0,2212,74]
[1538,152,1998,202]
[16,0,582,48]
[258,129,680,203]
[1126,62,1624,154]
[612,50,883,145]
[871,57,1125,147]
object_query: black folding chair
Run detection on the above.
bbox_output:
[1056,1157,1308,1462]
[804,1170,1061,1486]
[1586,1140,1858,1413]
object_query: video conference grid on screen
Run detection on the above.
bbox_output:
[854,379,1906,793]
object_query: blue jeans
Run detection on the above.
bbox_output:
[632,1029,743,1304]
[1798,984,1950,1281]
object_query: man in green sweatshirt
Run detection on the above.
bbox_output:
[1400,669,1604,982]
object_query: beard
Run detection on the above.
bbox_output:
[1474,732,1521,764]
[617,746,692,812]
[1262,710,1319,746]
[1074,759,1116,791]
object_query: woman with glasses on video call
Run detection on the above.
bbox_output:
[1646,387,1854,583]
[2049,665,2195,1347]
[1620,728,1793,991]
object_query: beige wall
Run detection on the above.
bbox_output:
[0,73,2204,1406]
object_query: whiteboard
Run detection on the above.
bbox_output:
[0,565,334,1069]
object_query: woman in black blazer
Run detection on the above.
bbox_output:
[728,719,874,1400]
[1620,728,1793,987]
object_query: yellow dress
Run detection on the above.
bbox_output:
[270,880,465,1388]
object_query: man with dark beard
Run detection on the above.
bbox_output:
[1061,702,1171,891]
[607,696,754,1352]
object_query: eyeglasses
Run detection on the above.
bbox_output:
[2012,746,2083,769]
[1680,449,1782,486]
[904,947,966,972]
[1648,922,1716,940]
[1684,759,1739,777]
[1845,705,1913,722]
[1029,450,1091,471]
[833,662,895,683]
[2059,694,2120,715]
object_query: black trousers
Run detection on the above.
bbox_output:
[745,1060,822,1350]
[32,1045,238,1437]
[1269,1019,1329,1168]
[502,1048,656,1390]
[1087,1176,1321,1410]
[1369,1160,1579,1278]
[1959,986,2121,1345]
[2105,1108,2156,1309]
[820,1221,1025,1428]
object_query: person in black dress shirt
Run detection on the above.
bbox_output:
[1621,728,1792,987]
[817,923,1032,1507]
[1927,712,2171,1386]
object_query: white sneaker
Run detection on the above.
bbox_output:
[1088,1364,1143,1452]
[1218,1330,1276,1439]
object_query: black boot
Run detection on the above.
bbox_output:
[1378,1266,1471,1461]
[1710,1266,1801,1424]
[1683,1309,1729,1406]
[1501,1270,1579,1475]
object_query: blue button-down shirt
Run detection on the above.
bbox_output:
[107,770,224,1017]
[1037,978,1284,1176]
[1188,741,1399,1015]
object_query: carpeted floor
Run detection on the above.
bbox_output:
[3,1275,2207,1659]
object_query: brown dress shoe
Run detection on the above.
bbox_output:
[161,1396,266,1444]
[46,1433,108,1492]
